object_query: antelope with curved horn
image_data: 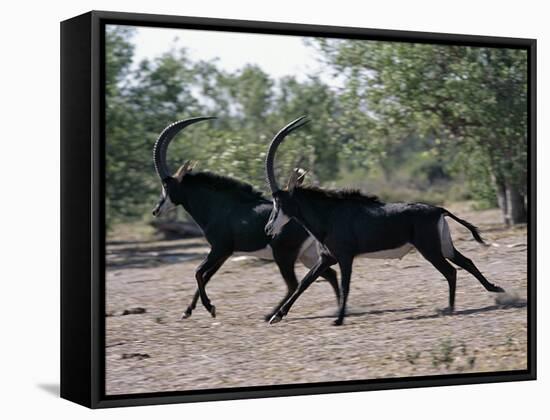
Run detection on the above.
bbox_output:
[265,116,505,326]
[152,117,340,320]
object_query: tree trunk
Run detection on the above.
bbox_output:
[491,172,510,226]
[491,174,527,226]
[493,177,509,226]
[505,183,527,225]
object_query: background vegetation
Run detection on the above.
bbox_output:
[106,26,528,230]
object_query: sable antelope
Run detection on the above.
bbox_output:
[152,117,340,320]
[264,116,505,326]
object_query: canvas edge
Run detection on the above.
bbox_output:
[59,9,536,409]
[60,11,94,408]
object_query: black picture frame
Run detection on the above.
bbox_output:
[60,10,537,409]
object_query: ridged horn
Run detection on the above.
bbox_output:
[153,117,215,182]
[265,116,310,193]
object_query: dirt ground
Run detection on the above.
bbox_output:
[105,204,528,395]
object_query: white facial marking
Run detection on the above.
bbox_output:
[154,188,176,216]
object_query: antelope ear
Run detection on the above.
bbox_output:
[174,160,193,182]
[295,168,308,186]
[287,167,308,192]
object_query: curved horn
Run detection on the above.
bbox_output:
[265,116,310,193]
[153,117,216,182]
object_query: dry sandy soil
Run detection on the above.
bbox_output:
[105,204,528,395]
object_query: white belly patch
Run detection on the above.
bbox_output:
[234,245,274,260]
[438,216,455,258]
[358,243,413,259]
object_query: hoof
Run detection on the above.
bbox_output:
[436,306,454,316]
[180,309,192,320]
[492,285,506,293]
[333,319,344,326]
[209,305,216,318]
[269,314,282,325]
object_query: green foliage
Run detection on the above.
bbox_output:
[105,28,344,225]
[105,26,527,226]
[316,39,527,220]
[106,27,200,225]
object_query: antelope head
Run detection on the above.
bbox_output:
[151,117,214,217]
[264,116,310,236]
